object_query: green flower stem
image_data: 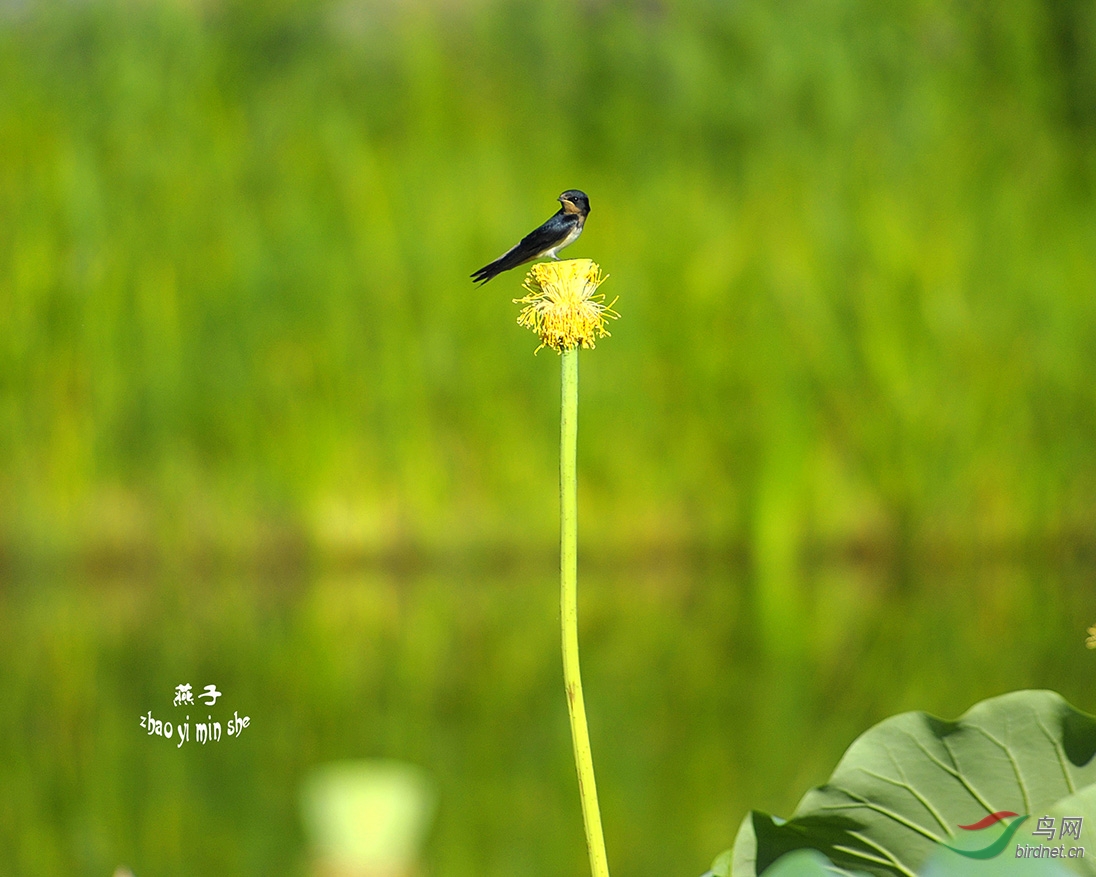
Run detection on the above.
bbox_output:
[560,347,610,877]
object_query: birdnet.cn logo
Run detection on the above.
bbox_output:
[944,811,1085,860]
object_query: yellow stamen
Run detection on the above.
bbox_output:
[515,259,618,353]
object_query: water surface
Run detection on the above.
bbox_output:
[1,560,1092,876]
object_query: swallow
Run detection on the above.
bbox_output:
[471,189,591,284]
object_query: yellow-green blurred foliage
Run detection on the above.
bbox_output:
[4,0,1096,567]
[4,4,1096,874]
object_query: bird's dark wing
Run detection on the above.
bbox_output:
[471,214,570,284]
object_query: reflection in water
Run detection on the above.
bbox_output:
[0,561,1092,876]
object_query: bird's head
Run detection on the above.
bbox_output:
[558,190,591,216]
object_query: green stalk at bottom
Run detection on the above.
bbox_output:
[560,347,610,877]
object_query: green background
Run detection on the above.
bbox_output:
[2,0,1096,874]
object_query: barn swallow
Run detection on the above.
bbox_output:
[471,189,591,285]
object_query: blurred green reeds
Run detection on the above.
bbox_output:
[3,0,1096,571]
[4,3,1096,874]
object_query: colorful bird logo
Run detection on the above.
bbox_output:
[944,811,1029,859]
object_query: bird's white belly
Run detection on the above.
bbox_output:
[542,223,583,259]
